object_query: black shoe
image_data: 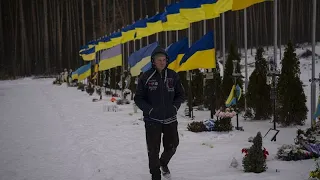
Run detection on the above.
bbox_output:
[160,166,171,178]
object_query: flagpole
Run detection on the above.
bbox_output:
[187,25,193,119]
[244,8,248,112]
[146,15,149,45]
[222,13,226,68]
[311,0,317,126]
[203,19,207,110]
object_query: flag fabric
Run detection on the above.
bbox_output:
[71,70,78,80]
[179,0,206,23]
[78,63,91,81]
[121,24,136,43]
[177,31,216,72]
[141,62,152,73]
[166,37,189,71]
[98,45,122,71]
[162,3,190,31]
[110,31,122,46]
[201,0,220,19]
[135,19,151,39]
[232,0,265,11]
[225,84,242,107]
[214,0,233,14]
[80,47,96,61]
[129,42,159,77]
[146,13,164,35]
[95,36,111,52]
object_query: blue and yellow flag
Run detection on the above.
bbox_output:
[71,69,78,80]
[78,62,91,81]
[201,0,220,19]
[232,0,266,11]
[146,13,164,35]
[167,37,189,71]
[214,0,233,14]
[128,42,159,77]
[95,36,111,52]
[179,0,206,23]
[98,45,123,71]
[177,31,216,72]
[162,4,190,31]
[225,84,242,107]
[80,46,96,61]
[135,19,151,40]
[110,31,122,47]
[121,24,136,43]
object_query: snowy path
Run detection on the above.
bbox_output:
[0,78,315,180]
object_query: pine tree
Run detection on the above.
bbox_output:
[191,69,204,106]
[204,69,222,109]
[242,132,267,173]
[277,42,307,126]
[221,43,244,109]
[246,47,272,119]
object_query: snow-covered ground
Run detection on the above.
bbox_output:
[0,44,320,180]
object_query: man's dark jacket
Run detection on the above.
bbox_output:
[134,67,185,124]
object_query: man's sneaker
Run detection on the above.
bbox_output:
[160,166,171,179]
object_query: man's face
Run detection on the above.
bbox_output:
[153,55,167,71]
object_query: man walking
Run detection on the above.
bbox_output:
[134,46,185,180]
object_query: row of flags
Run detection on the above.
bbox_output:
[72,30,216,81]
[78,0,268,60]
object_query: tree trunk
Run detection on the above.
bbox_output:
[81,0,86,45]
[43,0,50,73]
[91,0,96,39]
[57,0,62,71]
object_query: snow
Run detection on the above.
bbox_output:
[1,44,320,180]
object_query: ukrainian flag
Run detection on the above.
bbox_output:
[80,46,96,61]
[71,70,78,80]
[225,84,242,107]
[121,24,136,43]
[214,0,233,14]
[146,13,164,35]
[129,42,159,77]
[78,62,91,81]
[135,19,151,40]
[179,0,206,23]
[98,45,123,71]
[201,0,220,19]
[162,3,190,31]
[110,31,122,46]
[232,0,266,11]
[177,31,216,72]
[167,37,189,71]
[95,36,111,52]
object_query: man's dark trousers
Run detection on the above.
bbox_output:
[145,120,179,178]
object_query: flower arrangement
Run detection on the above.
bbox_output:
[212,108,235,132]
[215,108,237,119]
[242,147,269,159]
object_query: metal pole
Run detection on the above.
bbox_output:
[311,0,317,127]
[176,30,178,41]
[203,19,207,108]
[222,13,226,68]
[188,26,193,119]
[278,0,282,60]
[165,31,168,47]
[273,0,277,69]
[244,8,248,112]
